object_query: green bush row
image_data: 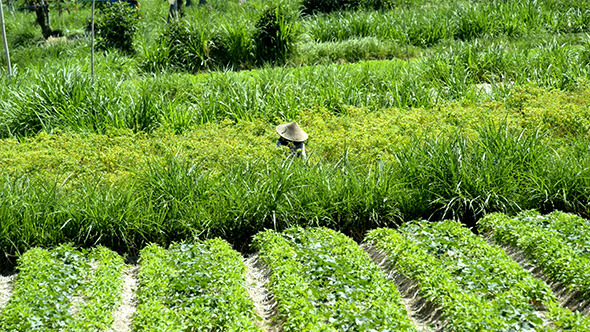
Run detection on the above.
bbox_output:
[0,245,85,331]
[252,227,415,331]
[366,221,590,331]
[132,244,180,331]
[479,211,590,299]
[250,230,325,330]
[67,247,125,332]
[2,83,590,185]
[0,245,125,331]
[133,241,260,331]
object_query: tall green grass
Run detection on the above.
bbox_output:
[301,0,590,45]
[1,123,590,268]
[2,0,590,272]
[2,38,590,138]
[3,0,590,73]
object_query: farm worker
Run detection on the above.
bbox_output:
[276,122,308,158]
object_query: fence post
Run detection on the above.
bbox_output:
[0,0,12,83]
[91,0,95,81]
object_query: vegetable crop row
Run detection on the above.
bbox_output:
[0,245,125,332]
[366,221,590,331]
[479,211,590,300]
[0,245,85,331]
[66,247,126,332]
[252,227,415,331]
[132,240,260,331]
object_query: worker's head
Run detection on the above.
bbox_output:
[276,122,308,143]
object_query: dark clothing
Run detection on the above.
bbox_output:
[277,138,306,158]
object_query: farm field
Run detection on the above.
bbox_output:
[1,0,590,327]
[1,218,589,331]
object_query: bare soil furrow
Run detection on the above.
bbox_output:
[488,238,590,316]
[0,273,16,310]
[244,254,281,332]
[112,265,139,332]
[362,244,442,332]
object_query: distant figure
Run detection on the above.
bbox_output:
[167,0,183,22]
[127,0,139,9]
[276,122,308,158]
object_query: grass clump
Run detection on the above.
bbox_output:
[254,3,300,65]
[94,2,140,54]
[149,20,212,73]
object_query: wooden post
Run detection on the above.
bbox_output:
[403,0,409,62]
[0,0,12,83]
[91,0,95,81]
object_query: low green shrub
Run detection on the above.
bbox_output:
[156,19,212,73]
[133,241,260,331]
[253,227,415,331]
[210,22,255,70]
[94,1,139,54]
[479,211,590,299]
[367,221,590,330]
[67,247,125,331]
[0,245,85,330]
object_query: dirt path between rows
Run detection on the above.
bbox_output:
[362,244,443,332]
[112,265,139,332]
[244,255,281,332]
[488,238,590,317]
[0,273,16,310]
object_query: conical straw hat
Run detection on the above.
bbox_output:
[276,122,308,142]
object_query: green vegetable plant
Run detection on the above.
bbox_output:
[252,227,415,331]
[479,211,590,299]
[0,245,86,331]
[0,245,126,331]
[67,246,126,332]
[132,240,260,331]
[366,221,590,331]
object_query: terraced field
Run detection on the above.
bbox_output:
[1,212,589,331]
